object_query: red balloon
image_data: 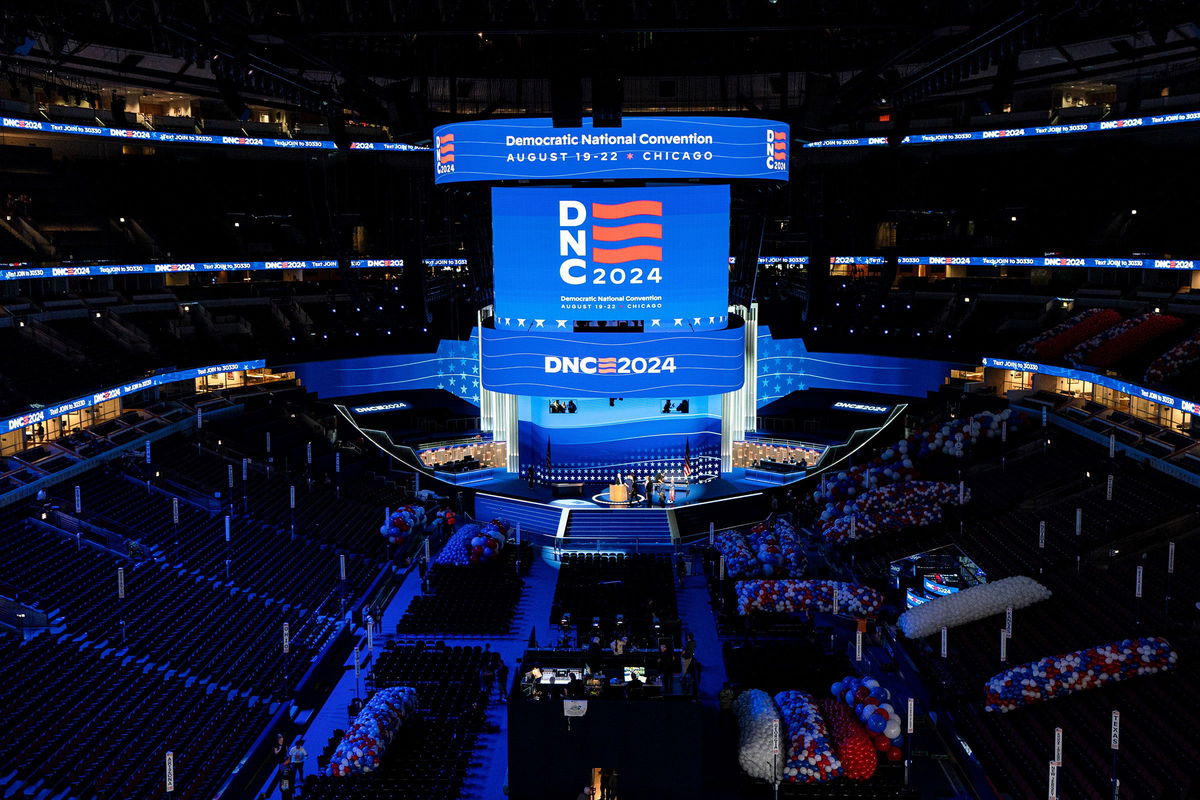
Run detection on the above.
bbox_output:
[854,686,871,701]
[886,747,903,762]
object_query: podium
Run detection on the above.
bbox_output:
[608,483,629,504]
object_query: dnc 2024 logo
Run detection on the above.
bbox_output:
[767,129,787,170]
[557,198,665,287]
[435,133,455,175]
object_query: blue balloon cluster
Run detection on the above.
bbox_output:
[378,505,426,544]
[715,519,807,579]
[326,686,418,776]
[434,519,509,565]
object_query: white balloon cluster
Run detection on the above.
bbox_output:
[733,688,784,781]
[897,576,1052,639]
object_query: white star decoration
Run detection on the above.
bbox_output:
[556,320,568,329]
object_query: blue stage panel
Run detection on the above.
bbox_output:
[475,493,565,536]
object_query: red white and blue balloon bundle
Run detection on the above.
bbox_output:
[379,505,425,544]
[715,520,807,579]
[817,697,880,780]
[820,481,966,546]
[984,636,1178,713]
[1145,329,1200,384]
[831,676,904,764]
[774,690,843,783]
[326,686,418,776]
[735,580,883,618]
[434,519,508,565]
[813,410,1017,535]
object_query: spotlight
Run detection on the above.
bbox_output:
[1010,215,1018,222]
[1131,209,1138,215]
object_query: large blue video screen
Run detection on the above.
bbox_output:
[518,396,721,484]
[481,323,745,398]
[491,185,730,330]
[434,117,789,183]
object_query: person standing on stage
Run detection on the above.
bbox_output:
[668,483,676,505]
[643,476,653,507]
[622,473,634,501]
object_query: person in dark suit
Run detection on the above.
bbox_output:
[677,399,689,413]
[567,400,577,413]
[643,476,653,507]
[566,673,586,699]
[662,400,673,413]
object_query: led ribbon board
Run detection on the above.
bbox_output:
[982,357,1200,414]
[480,325,745,398]
[2,359,266,432]
[434,116,789,183]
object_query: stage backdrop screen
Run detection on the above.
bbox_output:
[491,185,730,330]
[518,395,721,485]
[434,117,789,183]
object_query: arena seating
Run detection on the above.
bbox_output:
[0,628,273,800]
[396,544,530,636]
[302,642,491,800]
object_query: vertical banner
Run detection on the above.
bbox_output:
[227,465,234,489]
[1108,433,1116,458]
[74,485,81,514]
[266,431,271,453]
[849,515,857,540]
[718,555,726,580]
[423,536,431,563]
[290,485,296,509]
[1001,420,1008,442]
[1168,541,1175,574]
[1005,607,1013,638]
[340,554,347,581]
[172,497,179,525]
[196,407,203,429]
[772,716,781,755]
[282,622,290,653]
[1106,474,1114,501]
[353,644,360,683]
[1135,566,1143,598]
[1039,520,1046,549]
[335,452,341,473]
[224,516,231,542]
[306,442,313,465]
[958,480,965,505]
[366,617,374,653]
[832,588,840,615]
[855,630,863,662]
[516,522,522,545]
[1048,761,1058,800]
[165,751,174,793]
[145,440,152,464]
[1041,407,1048,427]
[1111,711,1120,750]
[940,626,948,658]
[906,697,914,734]
[242,457,249,481]
[1054,727,1063,765]
[117,567,125,599]
[1000,629,1007,662]
[1075,508,1082,536]
[709,522,715,546]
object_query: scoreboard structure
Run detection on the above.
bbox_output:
[437,116,789,488]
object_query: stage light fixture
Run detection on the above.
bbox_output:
[1131,209,1138,215]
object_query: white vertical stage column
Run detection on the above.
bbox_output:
[478,306,520,473]
[721,302,758,473]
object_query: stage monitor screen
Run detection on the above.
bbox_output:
[433,116,789,183]
[491,185,730,330]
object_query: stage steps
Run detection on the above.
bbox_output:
[562,508,674,551]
